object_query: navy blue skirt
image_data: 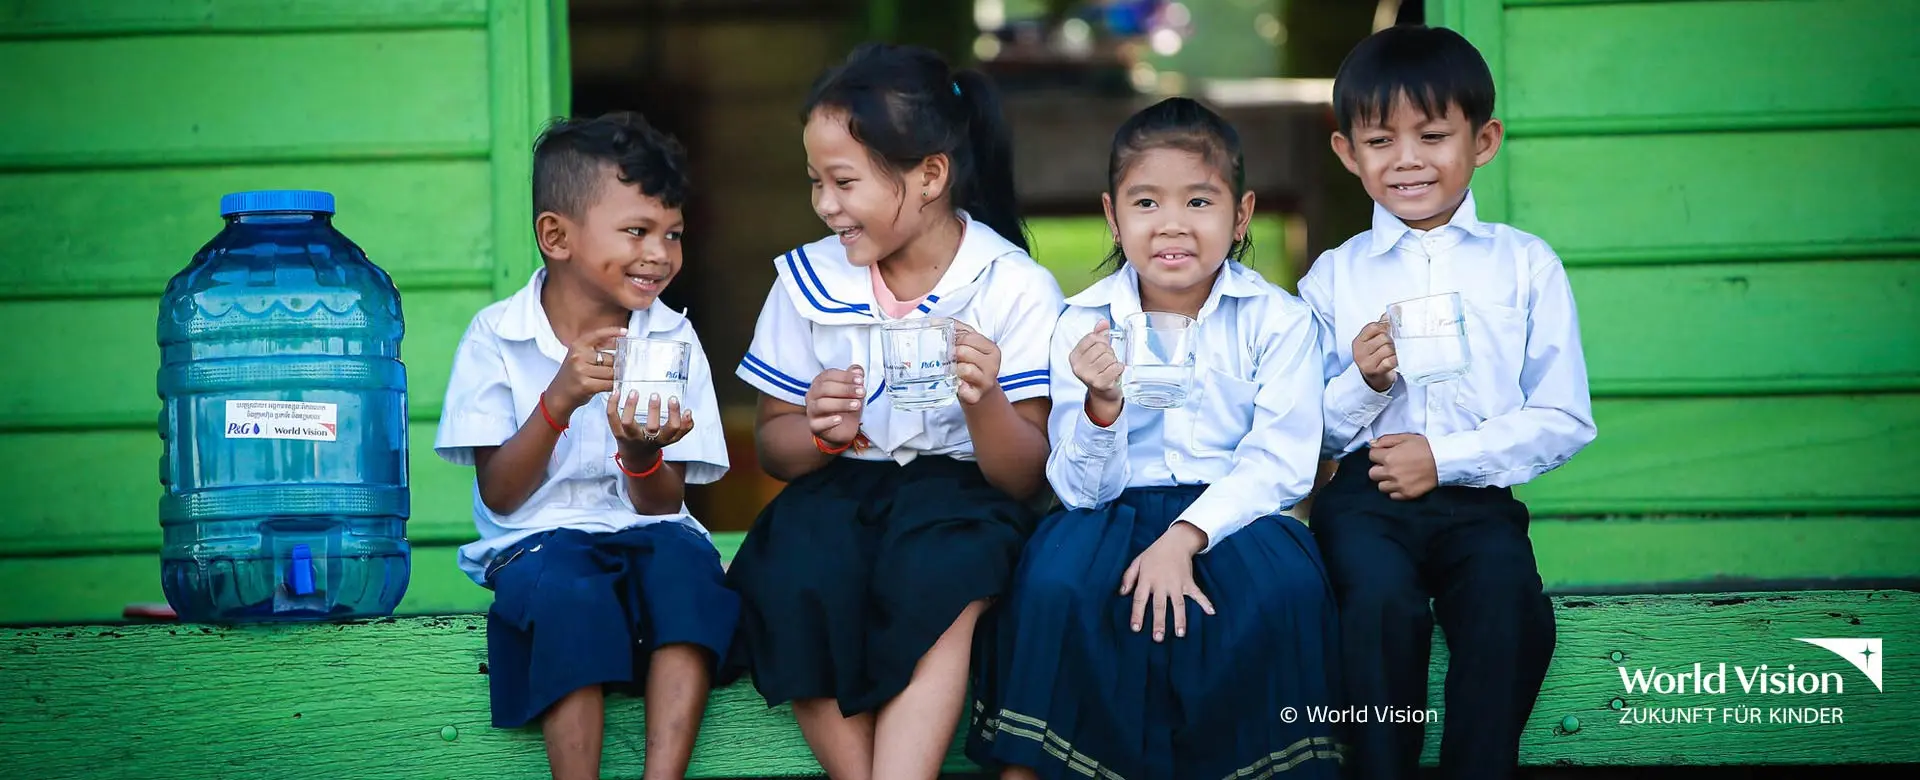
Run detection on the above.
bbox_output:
[724,455,1037,716]
[484,522,740,729]
[968,486,1346,780]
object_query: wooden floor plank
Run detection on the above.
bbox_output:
[2,591,1913,777]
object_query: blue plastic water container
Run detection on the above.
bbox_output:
[157,190,411,622]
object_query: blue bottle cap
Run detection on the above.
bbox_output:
[220,190,336,217]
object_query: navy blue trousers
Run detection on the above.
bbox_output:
[1309,448,1556,780]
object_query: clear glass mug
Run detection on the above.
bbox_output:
[880,317,959,411]
[1106,311,1197,409]
[607,337,692,406]
[1386,292,1471,386]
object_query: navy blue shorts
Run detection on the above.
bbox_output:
[483,522,739,728]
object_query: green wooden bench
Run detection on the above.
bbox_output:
[3,590,1913,778]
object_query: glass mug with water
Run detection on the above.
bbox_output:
[1386,292,1472,385]
[606,337,692,408]
[881,317,959,411]
[1107,311,1197,409]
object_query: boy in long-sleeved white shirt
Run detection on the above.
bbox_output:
[1299,25,1597,780]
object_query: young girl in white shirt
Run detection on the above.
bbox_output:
[726,43,1064,780]
[968,97,1344,780]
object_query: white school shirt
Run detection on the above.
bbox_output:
[735,215,1065,464]
[1298,191,1596,488]
[434,269,730,584]
[1047,261,1326,553]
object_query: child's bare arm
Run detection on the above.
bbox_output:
[754,366,865,481]
[952,323,1051,501]
[473,325,624,514]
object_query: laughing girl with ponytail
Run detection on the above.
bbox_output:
[726,42,1065,780]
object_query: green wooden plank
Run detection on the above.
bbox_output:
[1429,590,1920,766]
[548,0,571,117]
[1518,394,1920,516]
[1573,259,1920,396]
[486,0,550,301]
[0,29,489,169]
[1511,108,1920,139]
[1534,517,1920,593]
[1504,128,1920,265]
[1503,0,1920,132]
[1435,0,1510,224]
[0,0,488,39]
[0,591,1911,777]
[0,160,494,300]
[8,512,1914,625]
[0,287,490,433]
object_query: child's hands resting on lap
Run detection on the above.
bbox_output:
[1120,522,1216,642]
[1069,319,1124,424]
[1369,433,1438,500]
[951,321,1004,405]
[608,390,695,453]
[805,365,865,448]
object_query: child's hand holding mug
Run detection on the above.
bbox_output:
[1070,318,1124,424]
[1353,315,1397,392]
[806,365,866,449]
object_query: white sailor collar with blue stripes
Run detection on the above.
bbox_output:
[771,210,1029,326]
[741,214,1064,464]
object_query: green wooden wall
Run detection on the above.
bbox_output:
[1426,0,1920,588]
[3,0,1916,625]
[0,0,568,624]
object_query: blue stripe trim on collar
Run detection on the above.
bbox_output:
[782,251,869,316]
[793,246,871,316]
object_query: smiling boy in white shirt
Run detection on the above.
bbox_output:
[1298,25,1597,780]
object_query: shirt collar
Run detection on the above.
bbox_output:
[1065,260,1271,320]
[777,211,1027,324]
[496,268,688,355]
[1365,189,1497,256]
[932,210,1023,300]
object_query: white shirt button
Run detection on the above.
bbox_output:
[1167,451,1183,464]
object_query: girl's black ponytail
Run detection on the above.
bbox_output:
[951,69,1030,253]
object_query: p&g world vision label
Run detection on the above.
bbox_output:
[225,400,339,442]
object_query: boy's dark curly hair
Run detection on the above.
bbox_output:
[532,111,690,219]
